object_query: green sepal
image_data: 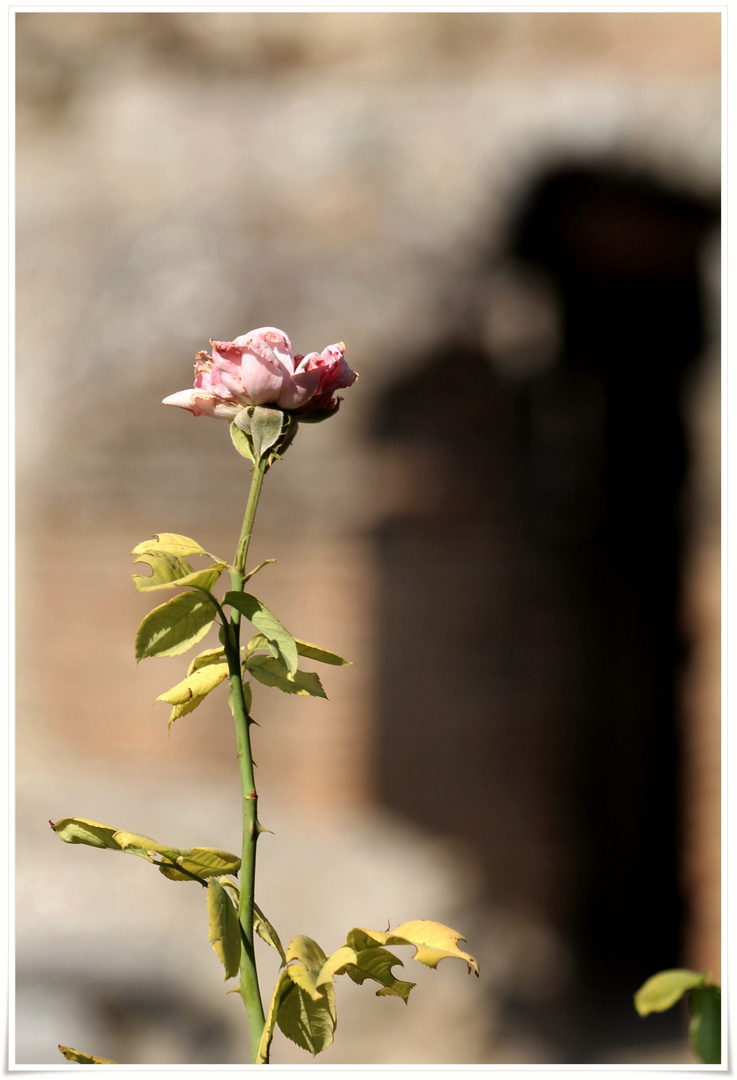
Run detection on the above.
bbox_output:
[135,590,217,660]
[634,969,708,1017]
[232,407,299,469]
[248,407,285,462]
[224,592,299,676]
[230,419,255,462]
[294,399,342,424]
[689,985,721,1064]
[247,634,351,667]
[58,1045,116,1064]
[208,877,241,980]
[246,655,326,698]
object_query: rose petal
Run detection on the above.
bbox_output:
[162,389,242,419]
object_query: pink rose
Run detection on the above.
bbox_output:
[163,327,357,418]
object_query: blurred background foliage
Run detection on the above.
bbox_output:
[15,11,720,1065]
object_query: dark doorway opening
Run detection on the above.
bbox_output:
[370,165,717,1058]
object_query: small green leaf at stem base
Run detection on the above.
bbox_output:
[135,591,217,660]
[689,985,721,1064]
[208,877,241,980]
[58,1045,116,1064]
[634,969,708,1017]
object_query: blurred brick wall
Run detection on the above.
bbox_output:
[16,11,720,1063]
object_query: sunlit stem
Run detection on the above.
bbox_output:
[224,455,269,1063]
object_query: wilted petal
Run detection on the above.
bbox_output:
[237,327,295,373]
[162,389,242,419]
[316,343,357,396]
[277,368,323,410]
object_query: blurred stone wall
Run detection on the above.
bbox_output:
[15,11,720,1066]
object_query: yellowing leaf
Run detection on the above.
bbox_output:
[247,634,351,667]
[293,640,352,666]
[246,655,326,698]
[51,817,239,883]
[243,558,276,584]
[224,592,298,676]
[132,533,208,558]
[50,818,122,850]
[208,877,241,980]
[340,944,415,1001]
[257,970,291,1064]
[351,920,479,976]
[158,847,241,881]
[634,969,708,1017]
[134,559,226,593]
[113,830,178,861]
[132,551,194,591]
[156,664,230,706]
[277,980,336,1057]
[59,1044,116,1064]
[315,945,357,988]
[188,647,226,674]
[254,935,339,1059]
[135,591,217,660]
[285,935,328,1001]
[254,902,286,963]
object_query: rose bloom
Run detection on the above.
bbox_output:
[163,327,357,419]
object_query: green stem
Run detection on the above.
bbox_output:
[234,459,267,580]
[224,457,269,1062]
